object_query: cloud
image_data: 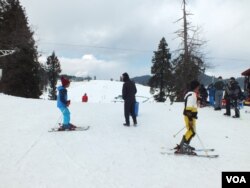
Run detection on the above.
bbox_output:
[191,1,250,66]
[21,0,250,79]
[39,52,152,80]
[40,54,124,79]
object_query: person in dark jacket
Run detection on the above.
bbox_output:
[198,84,208,107]
[214,76,225,110]
[224,77,242,118]
[122,72,137,126]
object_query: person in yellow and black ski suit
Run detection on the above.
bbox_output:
[175,80,200,155]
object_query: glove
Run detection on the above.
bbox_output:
[192,112,198,119]
[66,100,71,106]
[184,110,193,121]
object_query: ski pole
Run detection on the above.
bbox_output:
[196,133,208,156]
[55,108,66,127]
[55,113,63,127]
[173,126,185,138]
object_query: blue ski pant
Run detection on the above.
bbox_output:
[59,107,70,128]
[209,95,214,106]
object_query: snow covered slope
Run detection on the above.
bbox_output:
[64,80,152,103]
[0,80,250,188]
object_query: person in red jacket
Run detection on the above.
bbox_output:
[82,93,88,102]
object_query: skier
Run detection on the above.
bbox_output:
[175,80,200,155]
[224,77,243,118]
[214,76,225,110]
[57,76,75,130]
[122,72,137,126]
[82,93,88,102]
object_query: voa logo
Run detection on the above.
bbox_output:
[226,176,247,184]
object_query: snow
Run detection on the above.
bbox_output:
[0,80,250,188]
[68,80,153,103]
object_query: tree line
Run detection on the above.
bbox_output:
[0,0,61,100]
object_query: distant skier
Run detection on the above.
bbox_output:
[224,77,243,118]
[82,93,88,102]
[57,76,75,130]
[122,72,137,126]
[214,76,225,110]
[174,80,200,155]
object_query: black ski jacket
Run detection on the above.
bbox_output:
[122,79,137,101]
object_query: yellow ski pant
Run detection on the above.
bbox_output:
[184,115,196,142]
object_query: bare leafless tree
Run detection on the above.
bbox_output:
[172,0,207,101]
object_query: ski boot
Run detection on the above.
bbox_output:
[59,124,74,131]
[175,143,197,155]
[174,136,197,155]
[58,126,65,131]
[69,123,77,130]
[174,144,195,150]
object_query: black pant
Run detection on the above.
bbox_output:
[225,98,239,117]
[124,100,137,125]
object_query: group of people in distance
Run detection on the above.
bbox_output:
[208,76,243,118]
[55,74,245,155]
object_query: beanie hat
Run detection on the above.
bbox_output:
[122,72,129,82]
[61,76,70,87]
[190,80,200,91]
[230,77,235,81]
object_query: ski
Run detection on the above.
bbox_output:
[195,148,214,152]
[49,126,90,132]
[169,148,215,152]
[163,146,215,152]
[161,152,219,158]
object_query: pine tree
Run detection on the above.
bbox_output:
[46,51,61,100]
[148,37,173,102]
[38,63,49,94]
[0,0,42,98]
[172,54,205,101]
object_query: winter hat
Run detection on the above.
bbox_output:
[229,77,236,85]
[230,77,235,81]
[122,72,129,82]
[190,80,200,91]
[61,76,70,87]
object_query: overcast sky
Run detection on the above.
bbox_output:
[19,0,250,80]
